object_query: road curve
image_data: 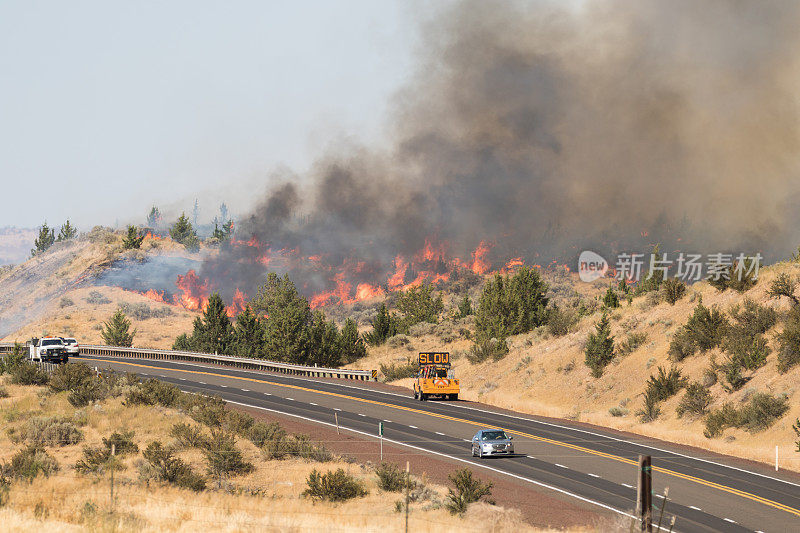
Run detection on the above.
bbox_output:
[79,354,800,533]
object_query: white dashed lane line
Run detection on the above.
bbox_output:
[286,398,294,401]
[723,518,736,524]
[240,389,250,392]
[220,385,227,388]
[198,382,206,385]
[358,414,366,417]
[309,403,318,406]
[689,506,701,511]
[408,425,418,429]
[588,473,600,478]
[435,432,445,436]
[555,464,568,469]
[334,408,341,411]
[621,483,633,489]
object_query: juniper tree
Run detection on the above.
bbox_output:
[251,273,312,363]
[146,206,161,227]
[122,225,145,249]
[457,295,472,318]
[32,221,55,256]
[585,312,614,377]
[169,213,198,250]
[232,305,265,358]
[602,287,620,308]
[56,220,77,242]
[395,284,443,326]
[339,318,366,363]
[364,303,400,346]
[307,310,341,368]
[189,293,233,354]
[102,309,136,347]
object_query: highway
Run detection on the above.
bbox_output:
[79,354,800,533]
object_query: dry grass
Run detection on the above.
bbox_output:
[0,377,576,532]
[349,262,800,472]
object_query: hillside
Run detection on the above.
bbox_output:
[0,228,198,349]
[349,263,800,472]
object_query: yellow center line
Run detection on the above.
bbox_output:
[84,357,800,518]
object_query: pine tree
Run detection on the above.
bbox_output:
[339,318,366,363]
[122,225,145,249]
[251,273,312,363]
[307,310,341,368]
[219,203,229,223]
[232,305,265,358]
[190,293,234,354]
[56,220,77,242]
[31,221,56,256]
[364,303,400,346]
[102,309,136,347]
[585,312,615,377]
[146,206,161,228]
[457,295,472,318]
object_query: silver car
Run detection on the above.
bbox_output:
[471,429,514,458]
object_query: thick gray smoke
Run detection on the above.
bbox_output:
[202,0,800,298]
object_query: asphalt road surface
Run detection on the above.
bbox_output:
[79,354,800,533]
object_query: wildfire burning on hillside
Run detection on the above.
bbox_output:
[118,1,800,315]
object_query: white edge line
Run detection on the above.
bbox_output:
[221,398,665,530]
[93,354,799,490]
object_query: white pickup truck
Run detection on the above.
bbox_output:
[29,337,69,363]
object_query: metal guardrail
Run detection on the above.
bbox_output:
[0,342,377,381]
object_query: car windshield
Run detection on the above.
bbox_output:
[481,431,507,441]
[41,339,62,346]
[63,338,77,344]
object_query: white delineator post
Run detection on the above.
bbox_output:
[776,445,779,472]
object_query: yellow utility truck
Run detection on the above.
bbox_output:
[413,352,459,401]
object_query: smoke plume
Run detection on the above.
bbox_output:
[201,0,800,300]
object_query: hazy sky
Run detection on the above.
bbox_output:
[0,0,416,229]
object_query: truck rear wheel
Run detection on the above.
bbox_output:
[448,393,458,401]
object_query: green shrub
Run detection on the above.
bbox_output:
[49,363,94,393]
[729,298,777,336]
[738,393,790,432]
[375,462,408,492]
[125,378,181,408]
[68,378,108,407]
[85,291,112,305]
[777,308,800,373]
[768,273,799,305]
[608,407,628,417]
[676,382,712,418]
[21,416,83,447]
[445,468,493,515]
[547,305,578,337]
[142,441,206,491]
[466,337,509,363]
[636,389,662,423]
[0,350,27,374]
[661,278,686,305]
[181,394,227,427]
[248,422,286,449]
[584,312,614,378]
[119,302,173,320]
[618,332,648,356]
[645,366,687,403]
[717,356,749,392]
[380,359,419,381]
[704,394,789,437]
[10,363,50,386]
[103,430,138,456]
[223,410,254,436]
[303,468,368,502]
[202,430,254,478]
[75,431,138,474]
[170,423,208,448]
[704,403,739,438]
[684,304,728,351]
[723,334,770,371]
[0,386,8,399]
[1,445,59,480]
